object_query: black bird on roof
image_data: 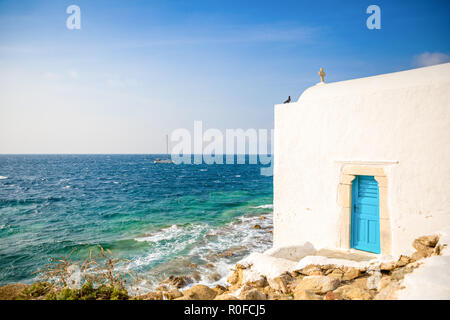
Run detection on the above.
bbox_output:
[283,96,291,104]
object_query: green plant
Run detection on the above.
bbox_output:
[34,245,136,300]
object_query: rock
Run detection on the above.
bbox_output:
[0,283,30,300]
[324,291,340,300]
[262,285,278,299]
[294,289,322,300]
[260,216,266,220]
[239,288,267,300]
[378,276,392,291]
[433,244,444,256]
[411,251,424,262]
[294,275,340,295]
[267,273,295,294]
[227,269,240,285]
[190,271,201,282]
[212,285,227,296]
[380,261,396,271]
[374,281,402,300]
[139,291,163,300]
[396,255,411,267]
[214,294,238,300]
[289,271,300,277]
[252,224,262,229]
[245,274,267,288]
[333,285,372,300]
[342,267,361,281]
[161,275,191,289]
[325,269,344,279]
[207,272,221,282]
[415,235,440,247]
[173,296,193,300]
[155,284,169,292]
[182,284,217,300]
[163,289,183,300]
[390,263,418,281]
[412,235,439,258]
[352,277,370,290]
[298,265,323,276]
[366,271,382,290]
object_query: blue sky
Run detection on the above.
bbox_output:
[0,0,449,153]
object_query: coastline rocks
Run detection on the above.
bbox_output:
[332,277,373,300]
[342,267,361,281]
[294,275,340,295]
[212,285,227,296]
[246,275,267,288]
[214,294,238,300]
[161,275,191,289]
[374,281,402,300]
[412,234,440,258]
[298,264,362,281]
[182,284,217,300]
[297,265,323,276]
[390,262,420,281]
[378,276,393,291]
[366,271,382,290]
[239,288,267,300]
[252,224,262,229]
[137,291,163,300]
[227,264,247,287]
[396,255,411,267]
[294,289,322,300]
[163,289,183,300]
[267,273,295,294]
[324,291,339,300]
[333,284,372,300]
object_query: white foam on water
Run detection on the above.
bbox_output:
[252,204,273,209]
[128,210,273,291]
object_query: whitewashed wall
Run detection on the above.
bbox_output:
[273,63,450,256]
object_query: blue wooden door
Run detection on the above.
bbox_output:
[351,175,380,254]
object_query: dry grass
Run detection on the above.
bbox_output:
[26,245,141,299]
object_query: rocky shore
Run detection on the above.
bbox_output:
[1,233,446,300]
[133,234,445,300]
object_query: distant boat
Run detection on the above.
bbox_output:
[154,135,173,164]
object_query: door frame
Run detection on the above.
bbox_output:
[337,165,391,255]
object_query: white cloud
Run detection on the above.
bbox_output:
[412,52,450,67]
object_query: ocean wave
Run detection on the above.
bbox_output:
[129,212,273,290]
[252,204,273,209]
[134,224,198,243]
[0,197,65,206]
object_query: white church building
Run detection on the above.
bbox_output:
[273,62,450,257]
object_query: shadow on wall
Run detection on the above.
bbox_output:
[264,242,316,261]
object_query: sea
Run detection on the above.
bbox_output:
[0,155,273,291]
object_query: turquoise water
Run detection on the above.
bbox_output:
[0,155,273,289]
